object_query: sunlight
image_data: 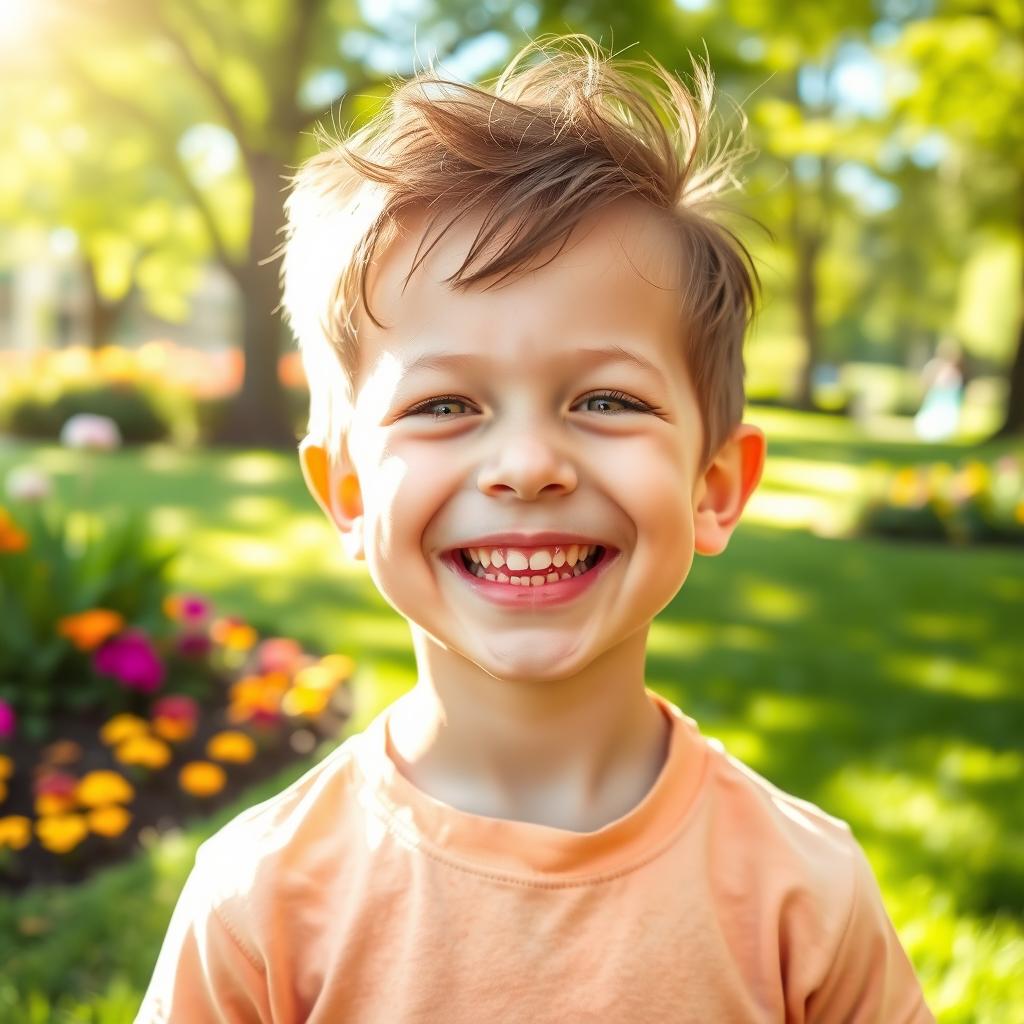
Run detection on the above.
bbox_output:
[0,0,40,47]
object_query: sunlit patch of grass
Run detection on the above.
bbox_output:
[880,652,1010,699]
[0,411,1021,1020]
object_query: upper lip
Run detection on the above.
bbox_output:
[446,532,615,552]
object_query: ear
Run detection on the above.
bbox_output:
[692,423,766,557]
[298,435,365,562]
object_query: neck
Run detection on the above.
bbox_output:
[385,627,670,832]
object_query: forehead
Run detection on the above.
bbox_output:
[357,197,689,386]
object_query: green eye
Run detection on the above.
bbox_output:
[407,396,472,419]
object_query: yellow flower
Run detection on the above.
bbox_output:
[179,761,226,797]
[889,468,924,508]
[114,734,172,770]
[282,685,331,718]
[86,804,132,838]
[75,770,135,808]
[0,754,12,780]
[0,815,32,850]
[100,714,149,746]
[36,813,89,854]
[206,731,256,764]
[961,460,990,496]
[153,716,196,743]
[1015,499,1024,526]
[317,654,355,681]
[0,780,6,803]
[294,663,345,693]
[57,609,125,652]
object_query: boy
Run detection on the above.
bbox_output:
[137,33,935,1022]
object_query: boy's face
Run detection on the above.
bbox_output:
[301,197,764,684]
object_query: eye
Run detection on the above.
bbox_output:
[577,390,655,414]
[405,395,474,420]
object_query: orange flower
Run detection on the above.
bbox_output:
[0,754,13,780]
[76,770,135,808]
[153,716,196,743]
[210,617,258,651]
[57,609,125,651]
[0,780,6,804]
[86,804,132,838]
[35,793,77,816]
[179,761,226,797]
[114,734,172,770]
[41,740,83,766]
[0,508,28,552]
[0,815,32,850]
[206,731,256,764]
[36,813,89,854]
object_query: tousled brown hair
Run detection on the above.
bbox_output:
[279,33,761,473]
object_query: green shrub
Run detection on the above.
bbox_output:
[0,382,173,445]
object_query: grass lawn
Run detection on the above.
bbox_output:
[0,407,1021,1023]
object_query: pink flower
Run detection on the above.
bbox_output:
[255,637,306,675]
[0,699,15,740]
[152,694,199,723]
[93,629,165,694]
[179,595,210,624]
[59,413,122,451]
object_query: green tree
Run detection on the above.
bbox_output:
[881,1,1024,436]
[2,0,525,445]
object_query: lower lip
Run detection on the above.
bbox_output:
[442,547,620,607]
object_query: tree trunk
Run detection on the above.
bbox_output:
[990,199,1024,439]
[210,152,297,449]
[789,181,822,411]
[82,253,128,350]
[991,318,1024,438]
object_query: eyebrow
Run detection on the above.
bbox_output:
[399,344,665,381]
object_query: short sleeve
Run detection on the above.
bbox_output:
[135,849,272,1024]
[805,843,936,1023]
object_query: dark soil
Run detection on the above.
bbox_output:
[0,685,352,893]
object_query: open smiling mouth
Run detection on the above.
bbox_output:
[454,544,609,587]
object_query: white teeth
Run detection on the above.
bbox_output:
[505,550,529,571]
[479,548,491,568]
[567,544,579,566]
[546,572,559,582]
[490,549,505,568]
[529,550,552,570]
[552,549,566,567]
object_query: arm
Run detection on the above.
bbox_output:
[805,843,936,1024]
[135,850,272,1024]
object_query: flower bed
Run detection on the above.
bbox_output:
[0,599,354,892]
[0,452,354,890]
[853,453,1024,545]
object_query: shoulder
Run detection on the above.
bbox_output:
[184,729,369,948]
[696,736,865,962]
[694,736,934,1019]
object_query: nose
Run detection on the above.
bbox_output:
[476,430,578,500]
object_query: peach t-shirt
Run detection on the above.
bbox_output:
[137,690,935,1023]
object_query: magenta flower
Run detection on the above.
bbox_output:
[0,699,15,740]
[179,595,211,624]
[176,632,212,659]
[93,629,165,694]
